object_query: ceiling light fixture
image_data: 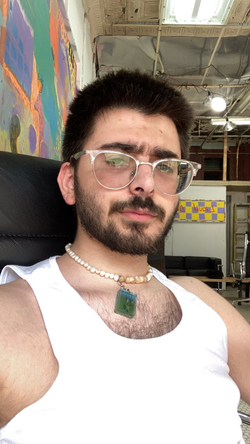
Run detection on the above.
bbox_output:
[203,91,227,112]
[203,91,212,107]
[211,96,227,112]
[223,118,236,131]
[162,0,234,25]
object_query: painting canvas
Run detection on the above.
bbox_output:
[0,0,77,159]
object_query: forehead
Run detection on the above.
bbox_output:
[87,108,181,158]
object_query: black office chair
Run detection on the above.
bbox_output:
[239,411,250,426]
[232,231,250,306]
[0,151,77,271]
[240,231,250,281]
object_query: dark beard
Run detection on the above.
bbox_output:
[74,175,178,256]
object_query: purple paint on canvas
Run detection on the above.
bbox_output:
[40,141,49,158]
[5,0,34,97]
[58,39,67,84]
[28,124,36,153]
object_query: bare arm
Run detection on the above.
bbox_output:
[171,276,250,404]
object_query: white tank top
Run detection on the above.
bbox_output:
[0,257,244,444]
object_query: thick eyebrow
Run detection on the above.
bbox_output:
[98,142,179,159]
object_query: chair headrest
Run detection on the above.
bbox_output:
[0,152,76,270]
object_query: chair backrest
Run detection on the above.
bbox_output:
[241,231,250,279]
[0,151,77,271]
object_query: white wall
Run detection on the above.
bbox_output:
[63,0,94,88]
[165,185,227,275]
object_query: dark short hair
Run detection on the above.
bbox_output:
[62,70,194,162]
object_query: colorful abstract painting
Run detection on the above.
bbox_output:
[0,0,77,159]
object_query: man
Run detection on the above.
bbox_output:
[0,70,249,443]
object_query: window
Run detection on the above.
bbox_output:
[162,0,234,25]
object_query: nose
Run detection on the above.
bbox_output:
[128,164,155,197]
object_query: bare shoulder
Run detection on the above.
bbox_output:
[0,277,33,318]
[0,278,42,330]
[0,279,58,427]
[171,276,250,404]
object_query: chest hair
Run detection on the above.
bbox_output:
[79,286,182,339]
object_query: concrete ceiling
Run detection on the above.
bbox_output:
[83,0,250,146]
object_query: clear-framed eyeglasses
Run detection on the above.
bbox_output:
[70,150,201,196]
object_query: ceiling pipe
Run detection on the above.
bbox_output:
[236,137,242,181]
[223,131,228,181]
[111,22,250,30]
[192,134,250,139]
[153,0,164,76]
[227,84,250,115]
[200,28,225,85]
[175,84,246,89]
[196,115,250,120]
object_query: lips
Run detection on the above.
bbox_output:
[118,208,157,222]
[109,196,166,222]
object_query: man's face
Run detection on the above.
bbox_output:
[74,108,181,255]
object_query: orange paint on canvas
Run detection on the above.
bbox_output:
[0,26,6,65]
[4,63,30,109]
[1,0,8,18]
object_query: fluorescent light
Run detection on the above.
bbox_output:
[211,119,226,125]
[163,0,234,25]
[211,96,227,112]
[231,118,250,125]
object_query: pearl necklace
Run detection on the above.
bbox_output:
[65,243,154,319]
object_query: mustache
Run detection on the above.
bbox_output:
[109,196,166,222]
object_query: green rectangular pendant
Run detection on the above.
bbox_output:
[115,288,137,319]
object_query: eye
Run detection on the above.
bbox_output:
[104,154,130,168]
[156,161,174,174]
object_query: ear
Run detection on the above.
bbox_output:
[57,162,76,205]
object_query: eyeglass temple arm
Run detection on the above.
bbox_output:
[192,162,202,176]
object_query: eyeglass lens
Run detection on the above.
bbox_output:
[93,152,193,195]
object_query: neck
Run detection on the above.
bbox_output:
[68,239,149,277]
